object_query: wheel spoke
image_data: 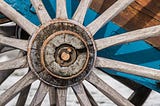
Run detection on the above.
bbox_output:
[0,70,14,84]
[0,71,37,106]
[96,57,160,81]
[49,87,56,106]
[72,0,92,24]
[83,84,98,106]
[30,82,49,106]
[56,88,67,106]
[86,71,134,106]
[0,49,22,84]
[16,85,31,106]
[95,25,160,51]
[72,84,92,106]
[87,0,134,35]
[56,0,68,19]
[0,34,28,51]
[0,56,27,71]
[30,0,51,24]
[0,1,38,35]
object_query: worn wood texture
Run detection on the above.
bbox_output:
[87,0,135,35]
[72,0,92,24]
[16,85,31,106]
[30,0,51,24]
[83,84,98,106]
[0,1,38,35]
[72,84,92,106]
[90,0,160,49]
[30,82,49,106]
[0,56,27,71]
[95,24,160,50]
[56,88,67,106]
[56,0,68,19]
[0,34,28,51]
[96,57,160,80]
[86,71,134,106]
[0,72,37,106]
[49,87,56,106]
[1,0,160,48]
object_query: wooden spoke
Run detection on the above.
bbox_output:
[0,49,19,55]
[0,56,27,71]
[0,70,14,84]
[0,1,38,35]
[86,71,134,106]
[56,88,67,106]
[16,85,31,106]
[72,84,92,106]
[49,87,56,106]
[96,57,160,81]
[72,0,92,24]
[30,0,52,24]
[30,82,49,106]
[0,49,22,84]
[0,34,28,51]
[83,84,98,106]
[0,47,16,54]
[87,0,134,35]
[0,72,37,106]
[56,0,68,19]
[95,25,160,51]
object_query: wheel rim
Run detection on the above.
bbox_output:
[0,0,160,105]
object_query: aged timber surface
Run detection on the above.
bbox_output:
[0,0,160,48]
[90,0,160,49]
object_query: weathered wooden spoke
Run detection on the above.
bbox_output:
[0,1,38,35]
[0,0,158,105]
[56,88,67,106]
[72,83,92,106]
[0,70,14,85]
[0,49,22,84]
[30,82,49,106]
[0,34,28,51]
[30,0,52,24]
[56,0,68,19]
[0,56,27,71]
[83,84,98,106]
[86,71,134,106]
[0,72,37,106]
[96,68,152,105]
[96,57,160,81]
[87,0,134,35]
[16,84,31,106]
[49,87,56,106]
[72,0,92,24]
[95,25,160,50]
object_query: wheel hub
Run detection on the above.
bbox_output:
[28,20,96,87]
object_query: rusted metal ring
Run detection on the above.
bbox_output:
[40,30,90,79]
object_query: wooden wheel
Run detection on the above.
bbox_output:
[0,0,159,105]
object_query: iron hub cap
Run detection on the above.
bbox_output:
[28,20,96,87]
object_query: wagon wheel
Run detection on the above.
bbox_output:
[0,0,160,105]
